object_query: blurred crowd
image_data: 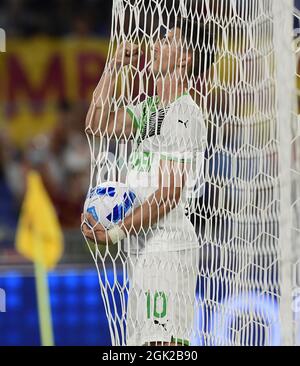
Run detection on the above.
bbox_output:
[0,102,90,249]
[0,0,112,37]
[0,0,111,253]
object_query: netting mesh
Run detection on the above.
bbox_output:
[292,6,300,348]
[81,0,299,346]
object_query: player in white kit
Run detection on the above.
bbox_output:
[82,18,215,346]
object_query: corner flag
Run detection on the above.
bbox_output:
[16,170,64,346]
[16,170,64,270]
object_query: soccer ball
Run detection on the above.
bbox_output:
[84,182,137,229]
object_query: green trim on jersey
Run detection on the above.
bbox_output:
[171,337,190,346]
[130,151,153,172]
[128,92,192,171]
[140,96,161,133]
[127,92,189,130]
[127,107,140,129]
[160,154,192,163]
[128,96,160,172]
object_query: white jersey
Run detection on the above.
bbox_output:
[124,93,207,254]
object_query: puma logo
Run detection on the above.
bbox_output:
[178,119,189,128]
[154,320,168,331]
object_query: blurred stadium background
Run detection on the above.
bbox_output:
[0,0,300,346]
[0,0,114,346]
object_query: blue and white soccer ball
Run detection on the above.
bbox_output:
[84,182,137,229]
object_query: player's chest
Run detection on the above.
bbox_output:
[137,106,170,144]
[129,146,160,174]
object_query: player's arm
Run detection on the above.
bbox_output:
[120,159,185,236]
[85,42,141,139]
[82,158,186,244]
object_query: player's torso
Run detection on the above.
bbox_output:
[127,96,164,200]
[125,94,205,253]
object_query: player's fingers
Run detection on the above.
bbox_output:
[85,213,108,234]
[125,43,140,55]
[82,218,94,233]
[85,232,95,241]
[81,221,89,232]
[124,41,138,49]
[85,213,98,227]
[82,223,95,240]
[123,42,130,53]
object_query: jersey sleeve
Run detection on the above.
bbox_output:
[159,101,207,163]
[126,102,144,130]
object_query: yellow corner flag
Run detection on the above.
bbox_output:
[16,170,63,270]
[16,170,64,346]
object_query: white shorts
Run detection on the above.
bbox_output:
[126,248,199,346]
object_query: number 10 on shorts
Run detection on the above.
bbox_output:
[146,291,168,319]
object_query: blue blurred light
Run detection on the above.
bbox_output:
[65,294,79,305]
[48,274,61,289]
[26,311,38,326]
[82,270,99,288]
[212,292,280,346]
[5,333,22,345]
[1,272,23,289]
[52,313,64,325]
[50,294,60,307]
[6,294,21,310]
[84,313,99,325]
[0,269,113,346]
[84,293,99,306]
[63,272,80,289]
[65,313,79,326]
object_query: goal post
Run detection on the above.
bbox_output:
[82,0,299,346]
[274,0,295,346]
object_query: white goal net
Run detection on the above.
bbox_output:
[82,0,300,346]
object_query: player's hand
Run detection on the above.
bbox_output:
[113,42,142,69]
[81,213,112,245]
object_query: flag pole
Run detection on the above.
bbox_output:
[34,230,54,346]
[16,170,63,346]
